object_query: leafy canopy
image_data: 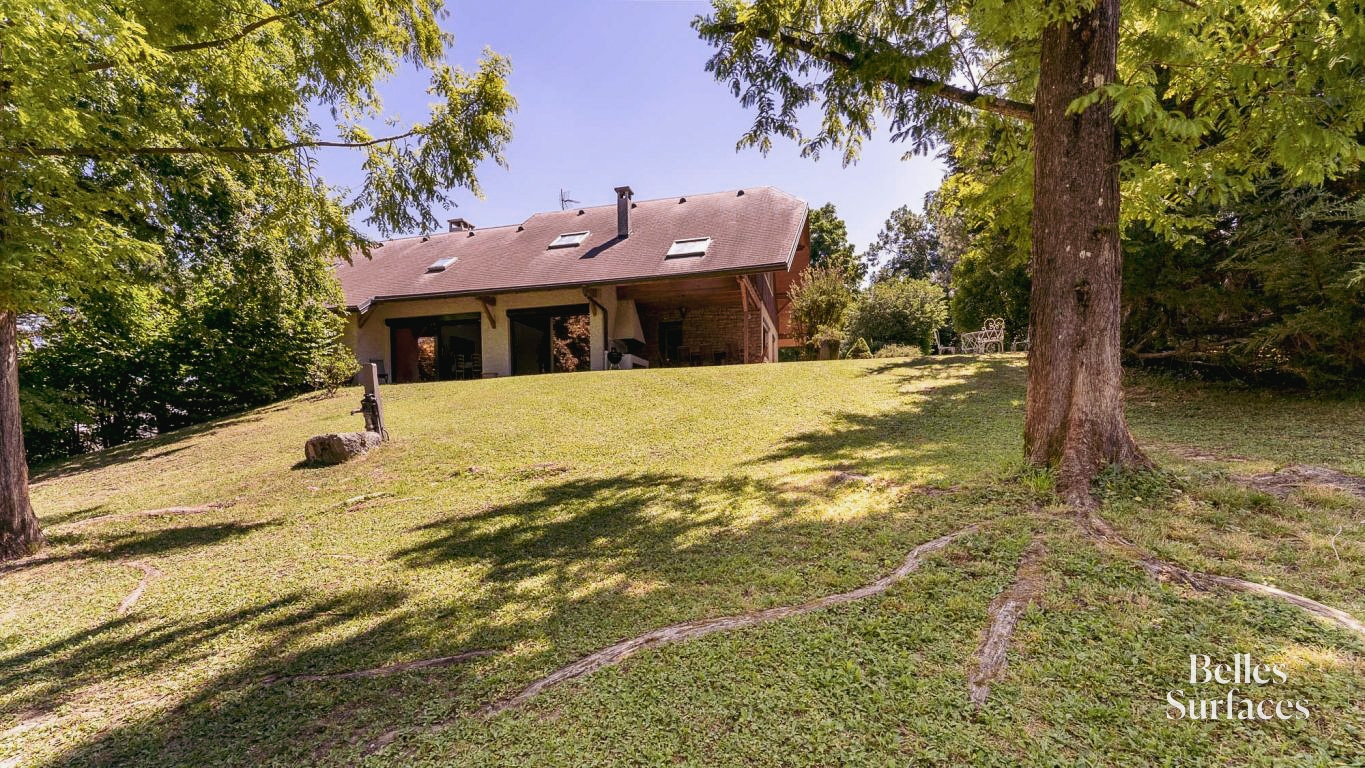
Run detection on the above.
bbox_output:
[867,204,943,283]
[695,0,1364,241]
[807,203,863,283]
[20,156,363,462]
[1,0,516,314]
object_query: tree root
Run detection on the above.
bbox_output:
[1078,508,1365,639]
[117,561,162,615]
[967,539,1046,707]
[478,524,979,717]
[258,649,498,686]
[1238,465,1365,500]
[55,503,229,532]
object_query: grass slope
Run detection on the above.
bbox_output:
[3,356,1363,766]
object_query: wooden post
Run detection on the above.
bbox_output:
[360,363,388,440]
[738,277,750,364]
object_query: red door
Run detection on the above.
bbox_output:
[392,327,419,383]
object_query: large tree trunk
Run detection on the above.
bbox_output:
[1026,0,1149,501]
[0,310,43,561]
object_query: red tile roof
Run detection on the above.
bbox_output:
[336,187,808,311]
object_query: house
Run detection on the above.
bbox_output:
[335,186,810,382]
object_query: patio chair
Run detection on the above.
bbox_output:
[933,329,957,355]
[455,354,466,380]
[470,353,482,378]
[1011,335,1030,352]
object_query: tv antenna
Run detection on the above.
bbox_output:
[559,189,580,211]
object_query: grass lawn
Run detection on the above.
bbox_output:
[4,354,1364,766]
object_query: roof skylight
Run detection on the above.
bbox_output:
[426,257,458,273]
[549,231,590,248]
[666,237,711,258]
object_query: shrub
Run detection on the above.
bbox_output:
[309,342,360,396]
[789,263,856,348]
[845,337,872,359]
[872,343,923,359]
[843,277,948,353]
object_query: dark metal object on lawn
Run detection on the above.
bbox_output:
[356,363,389,440]
[353,393,382,434]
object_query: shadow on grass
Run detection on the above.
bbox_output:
[16,358,1023,767]
[757,355,1027,482]
[19,467,995,767]
[29,413,266,485]
[1,523,277,578]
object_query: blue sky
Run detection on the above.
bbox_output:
[315,0,945,256]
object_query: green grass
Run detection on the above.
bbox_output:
[4,356,1363,766]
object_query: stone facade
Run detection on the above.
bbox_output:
[635,302,767,366]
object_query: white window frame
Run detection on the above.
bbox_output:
[548,231,590,248]
[666,237,711,258]
[426,257,458,272]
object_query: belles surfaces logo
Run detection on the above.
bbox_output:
[1166,654,1310,721]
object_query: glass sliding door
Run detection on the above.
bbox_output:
[386,314,482,383]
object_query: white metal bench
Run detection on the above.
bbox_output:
[961,318,1006,354]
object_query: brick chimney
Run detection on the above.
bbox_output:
[614,186,633,239]
[448,217,474,233]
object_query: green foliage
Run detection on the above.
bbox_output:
[807,203,863,283]
[1,0,516,316]
[1093,465,1184,505]
[696,0,1363,241]
[695,0,1365,377]
[950,251,1030,341]
[2,1,515,469]
[309,344,361,397]
[19,287,167,459]
[21,275,355,463]
[788,263,856,347]
[870,343,923,359]
[19,158,367,463]
[844,337,872,358]
[867,205,944,282]
[843,277,948,352]
[1123,174,1365,386]
[1015,466,1056,501]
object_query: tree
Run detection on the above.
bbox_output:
[695,0,1364,501]
[787,262,857,353]
[843,277,948,353]
[0,0,516,561]
[867,205,942,283]
[807,203,864,283]
[930,106,1033,341]
[1122,173,1365,386]
[950,251,1031,340]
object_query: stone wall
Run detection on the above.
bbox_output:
[635,302,767,366]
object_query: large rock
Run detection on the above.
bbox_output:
[304,431,382,465]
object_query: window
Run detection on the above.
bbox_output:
[548,231,590,248]
[659,321,683,363]
[666,237,711,258]
[426,257,458,273]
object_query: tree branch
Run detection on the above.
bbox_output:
[84,0,342,73]
[2,128,418,158]
[713,22,1034,123]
